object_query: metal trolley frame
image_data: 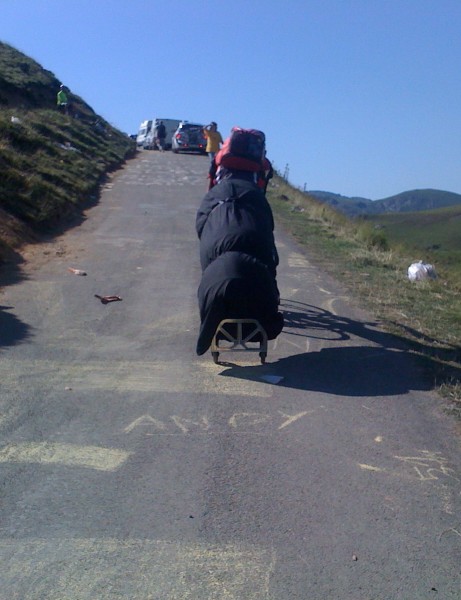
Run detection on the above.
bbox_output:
[211,319,268,364]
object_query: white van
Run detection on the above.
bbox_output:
[136,120,153,147]
[143,118,182,150]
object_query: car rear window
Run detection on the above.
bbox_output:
[181,124,203,131]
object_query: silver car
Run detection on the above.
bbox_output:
[171,122,207,154]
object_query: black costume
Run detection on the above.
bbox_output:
[196,252,283,355]
[196,176,279,277]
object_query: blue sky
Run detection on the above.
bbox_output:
[2,0,461,199]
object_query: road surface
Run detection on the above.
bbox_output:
[1,150,460,599]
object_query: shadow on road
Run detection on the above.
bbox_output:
[0,247,28,288]
[281,299,414,349]
[220,346,433,397]
[0,305,32,347]
[219,299,461,397]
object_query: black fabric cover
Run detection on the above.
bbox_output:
[196,178,278,277]
[196,252,284,355]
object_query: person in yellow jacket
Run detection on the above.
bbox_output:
[203,122,223,162]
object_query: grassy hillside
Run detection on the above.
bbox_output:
[0,41,59,109]
[0,41,135,259]
[268,177,461,412]
[366,205,461,276]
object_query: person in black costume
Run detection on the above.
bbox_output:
[195,167,283,355]
[195,128,283,356]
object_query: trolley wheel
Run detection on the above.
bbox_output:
[212,352,220,364]
[260,352,267,364]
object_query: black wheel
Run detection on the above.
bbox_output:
[260,352,266,364]
[212,352,219,364]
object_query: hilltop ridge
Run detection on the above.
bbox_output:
[0,41,98,118]
[0,41,135,261]
[308,188,461,217]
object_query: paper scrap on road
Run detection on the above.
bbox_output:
[68,267,87,276]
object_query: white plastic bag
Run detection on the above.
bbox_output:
[407,260,437,281]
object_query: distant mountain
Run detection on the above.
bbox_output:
[307,189,461,217]
[373,190,461,214]
[306,191,373,216]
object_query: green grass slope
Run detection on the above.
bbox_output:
[0,41,135,258]
[366,205,461,273]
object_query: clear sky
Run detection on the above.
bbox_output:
[2,0,461,199]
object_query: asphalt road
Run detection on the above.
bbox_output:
[1,149,460,599]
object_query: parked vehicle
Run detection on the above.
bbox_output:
[136,120,153,147]
[143,118,182,150]
[172,122,207,154]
